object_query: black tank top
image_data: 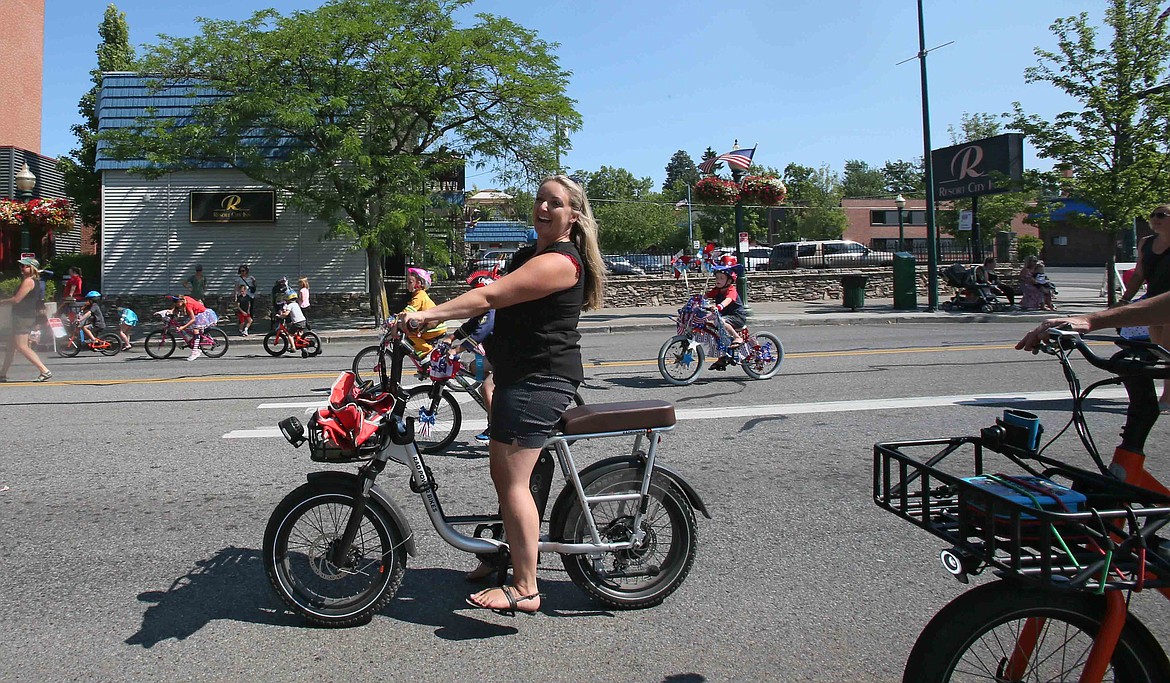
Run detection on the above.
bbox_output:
[12,276,41,319]
[485,241,585,386]
[1140,237,1170,297]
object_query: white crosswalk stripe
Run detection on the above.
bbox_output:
[223,388,1125,440]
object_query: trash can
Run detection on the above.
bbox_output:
[842,274,868,311]
[892,252,918,310]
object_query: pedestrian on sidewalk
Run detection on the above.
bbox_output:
[0,258,52,382]
[183,264,207,303]
[975,257,1016,307]
[235,265,257,336]
[235,284,253,336]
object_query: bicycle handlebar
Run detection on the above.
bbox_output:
[1042,328,1170,379]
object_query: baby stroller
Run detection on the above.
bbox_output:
[940,263,1008,312]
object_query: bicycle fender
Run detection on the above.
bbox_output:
[306,470,417,557]
[548,457,711,540]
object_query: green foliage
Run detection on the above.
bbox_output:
[1008,0,1170,262]
[881,158,925,198]
[60,4,137,246]
[1017,235,1044,259]
[662,150,699,198]
[582,166,653,200]
[100,0,579,320]
[841,159,887,198]
[778,163,847,240]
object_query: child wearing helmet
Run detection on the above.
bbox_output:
[276,291,308,355]
[399,267,447,355]
[705,267,744,371]
[76,291,107,344]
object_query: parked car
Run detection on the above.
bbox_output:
[603,256,646,275]
[769,242,801,270]
[743,247,772,271]
[626,253,670,274]
[794,240,895,268]
[468,249,517,275]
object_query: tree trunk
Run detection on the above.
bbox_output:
[367,248,388,325]
[1106,227,1118,308]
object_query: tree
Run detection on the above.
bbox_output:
[584,166,653,201]
[662,150,699,198]
[59,4,137,251]
[100,0,579,321]
[841,159,887,198]
[881,158,926,198]
[779,163,847,240]
[1008,0,1170,302]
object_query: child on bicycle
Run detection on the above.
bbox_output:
[171,295,218,361]
[705,266,744,371]
[399,267,447,356]
[76,291,107,344]
[276,292,309,356]
[111,299,138,351]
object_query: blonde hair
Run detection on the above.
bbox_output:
[543,175,605,310]
[298,277,309,289]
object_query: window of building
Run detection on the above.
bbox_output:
[870,210,926,226]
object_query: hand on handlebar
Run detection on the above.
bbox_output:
[395,311,425,335]
[1015,317,1090,353]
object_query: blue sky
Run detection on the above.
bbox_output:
[41,0,1093,191]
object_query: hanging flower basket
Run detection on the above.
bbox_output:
[693,176,741,205]
[0,198,75,230]
[739,175,788,206]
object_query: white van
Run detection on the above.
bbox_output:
[793,240,895,268]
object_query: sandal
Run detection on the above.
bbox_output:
[465,585,541,617]
[35,371,53,382]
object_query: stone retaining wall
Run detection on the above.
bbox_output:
[104,265,978,320]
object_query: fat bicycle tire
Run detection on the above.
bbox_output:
[405,384,462,454]
[902,580,1170,683]
[202,328,229,358]
[740,331,783,380]
[263,483,407,628]
[143,330,176,359]
[98,333,123,356]
[658,335,704,386]
[264,331,289,357]
[555,465,697,609]
[303,331,322,357]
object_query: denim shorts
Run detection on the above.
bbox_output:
[489,374,579,448]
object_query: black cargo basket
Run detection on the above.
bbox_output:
[307,413,385,464]
[873,436,1170,592]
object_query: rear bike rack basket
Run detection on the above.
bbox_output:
[873,436,1170,592]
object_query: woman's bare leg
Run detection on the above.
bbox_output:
[468,440,542,610]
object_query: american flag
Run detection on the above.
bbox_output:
[697,146,756,174]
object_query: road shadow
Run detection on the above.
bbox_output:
[125,546,297,647]
[125,549,612,646]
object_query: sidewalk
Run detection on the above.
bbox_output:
[225,283,1106,345]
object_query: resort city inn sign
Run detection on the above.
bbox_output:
[189,191,276,223]
[930,133,1024,200]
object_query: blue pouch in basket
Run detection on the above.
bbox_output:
[962,475,1086,519]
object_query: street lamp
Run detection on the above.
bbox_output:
[14,163,36,253]
[894,193,906,253]
[729,145,750,316]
